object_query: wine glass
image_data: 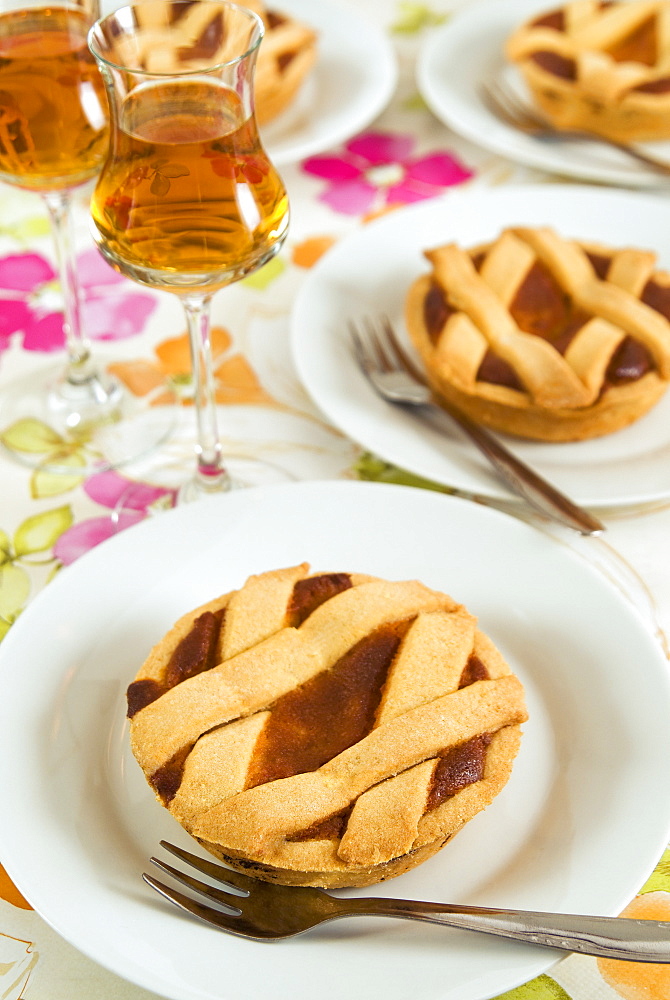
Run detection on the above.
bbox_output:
[0,0,176,474]
[88,0,291,503]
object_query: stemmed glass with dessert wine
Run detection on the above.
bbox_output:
[0,0,176,474]
[88,0,291,504]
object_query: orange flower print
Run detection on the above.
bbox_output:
[109,326,280,408]
[291,236,337,269]
[0,864,31,909]
[155,327,232,376]
[597,891,670,999]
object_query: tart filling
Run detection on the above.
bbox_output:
[405,226,670,441]
[506,0,670,142]
[128,564,527,887]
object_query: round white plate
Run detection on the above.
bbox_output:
[291,183,670,509]
[1,480,670,1000]
[417,0,670,189]
[259,0,397,165]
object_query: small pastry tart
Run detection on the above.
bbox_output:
[127,564,528,888]
[505,1,670,142]
[405,226,670,441]
[127,0,316,124]
[247,1,317,124]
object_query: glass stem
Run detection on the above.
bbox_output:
[42,189,94,383]
[183,294,232,493]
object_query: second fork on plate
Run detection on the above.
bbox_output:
[479,76,670,177]
[349,316,603,536]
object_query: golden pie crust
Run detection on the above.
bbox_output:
[127,564,528,888]
[246,1,317,124]
[405,226,670,441]
[506,1,670,142]
[129,1,316,124]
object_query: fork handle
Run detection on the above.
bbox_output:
[344,897,670,962]
[414,402,603,535]
[555,130,670,176]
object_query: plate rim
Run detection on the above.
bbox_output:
[416,0,670,188]
[1,479,670,1000]
[262,0,398,165]
[290,182,670,509]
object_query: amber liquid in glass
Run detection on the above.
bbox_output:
[0,6,108,190]
[91,79,288,290]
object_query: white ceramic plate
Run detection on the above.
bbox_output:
[259,0,397,164]
[291,183,670,509]
[1,480,670,1000]
[417,0,670,189]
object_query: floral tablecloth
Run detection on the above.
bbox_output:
[2,1,670,998]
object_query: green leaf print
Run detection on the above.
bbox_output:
[0,215,50,242]
[493,974,573,999]
[355,452,455,494]
[31,453,86,499]
[150,173,171,196]
[391,2,448,34]
[0,564,31,620]
[18,216,52,239]
[159,163,190,178]
[13,506,73,557]
[0,530,10,565]
[640,846,670,893]
[242,254,285,290]
[0,417,66,454]
[149,160,189,195]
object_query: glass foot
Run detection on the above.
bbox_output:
[0,362,178,475]
[178,455,296,502]
[110,453,296,527]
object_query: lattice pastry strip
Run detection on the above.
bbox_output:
[127,565,527,887]
[131,571,433,775]
[170,713,270,823]
[427,238,592,408]
[241,0,317,124]
[514,229,669,345]
[338,621,519,866]
[192,675,525,857]
[329,608,477,865]
[405,225,670,441]
[607,248,659,296]
[563,318,627,397]
[121,2,260,74]
[514,227,670,377]
[506,1,670,141]
[114,1,316,123]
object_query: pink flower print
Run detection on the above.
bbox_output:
[78,248,157,343]
[53,470,176,565]
[0,247,157,355]
[302,131,473,216]
[0,253,58,351]
[53,513,139,565]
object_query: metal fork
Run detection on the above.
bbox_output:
[349,316,603,535]
[480,77,670,177]
[144,841,670,960]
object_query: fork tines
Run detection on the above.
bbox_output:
[479,77,546,131]
[143,841,255,932]
[348,315,426,384]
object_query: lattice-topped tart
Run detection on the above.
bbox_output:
[130,0,316,125]
[505,1,670,142]
[127,564,528,888]
[405,226,670,441]
[248,0,317,124]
